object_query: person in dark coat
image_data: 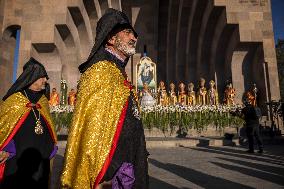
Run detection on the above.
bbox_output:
[242,99,263,153]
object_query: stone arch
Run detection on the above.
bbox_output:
[199,6,225,82]
[184,0,198,83]
[240,42,267,107]
[241,46,252,101]
[68,6,92,60]
[110,0,122,10]
[156,0,267,105]
[188,0,208,84]
[83,0,101,40]
[98,0,109,14]
[157,0,171,84]
[55,24,76,48]
[223,26,240,85]
[195,0,214,80]
[241,44,256,92]
[208,9,227,78]
[175,0,193,84]
[217,26,239,102]
[251,43,267,107]
[0,25,21,98]
[65,10,84,61]
[215,25,238,100]
[165,0,181,85]
[67,0,94,43]
[55,24,80,90]
[230,42,264,104]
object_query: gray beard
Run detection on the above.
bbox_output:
[115,38,136,57]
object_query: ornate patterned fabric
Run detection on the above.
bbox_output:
[0,92,57,149]
[61,61,130,189]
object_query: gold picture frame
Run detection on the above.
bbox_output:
[136,56,157,94]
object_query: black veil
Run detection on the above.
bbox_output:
[3,57,49,101]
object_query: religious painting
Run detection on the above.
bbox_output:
[136,56,157,93]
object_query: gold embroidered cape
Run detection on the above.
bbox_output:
[61,61,130,189]
[0,92,57,149]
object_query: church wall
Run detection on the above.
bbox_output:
[231,49,249,104]
[207,8,227,82]
[156,0,170,86]
[0,0,4,34]
[215,0,280,101]
[0,0,280,109]
[195,0,215,82]
[200,7,225,83]
[122,0,159,66]
[0,29,15,97]
[0,0,98,98]
[251,44,267,109]
[175,0,194,84]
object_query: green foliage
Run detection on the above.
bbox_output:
[51,105,245,135]
[141,107,244,135]
[51,112,73,132]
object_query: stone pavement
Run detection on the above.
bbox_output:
[51,141,284,189]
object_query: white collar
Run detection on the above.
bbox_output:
[105,48,125,62]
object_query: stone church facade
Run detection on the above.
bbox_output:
[0,0,280,108]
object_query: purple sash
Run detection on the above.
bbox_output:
[112,162,135,189]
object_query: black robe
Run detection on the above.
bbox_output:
[91,48,149,189]
[1,89,54,189]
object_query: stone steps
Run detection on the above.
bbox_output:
[57,135,284,149]
[57,135,239,148]
[146,137,239,148]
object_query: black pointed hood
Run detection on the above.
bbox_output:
[78,8,138,73]
[3,57,49,101]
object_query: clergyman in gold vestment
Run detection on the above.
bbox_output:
[61,8,149,189]
[0,58,57,189]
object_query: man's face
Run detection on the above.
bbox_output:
[30,77,47,91]
[52,88,56,93]
[113,29,137,57]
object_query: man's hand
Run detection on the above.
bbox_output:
[0,151,9,164]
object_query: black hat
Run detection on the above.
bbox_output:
[78,8,137,73]
[3,57,49,101]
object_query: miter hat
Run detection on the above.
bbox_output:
[3,57,49,101]
[78,8,138,73]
